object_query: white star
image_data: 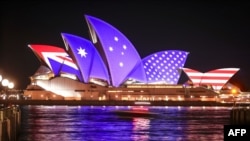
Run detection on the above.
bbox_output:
[119,62,124,67]
[77,47,87,58]
[109,46,113,52]
[114,36,119,41]
[123,45,127,50]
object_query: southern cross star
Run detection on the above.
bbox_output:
[77,47,87,58]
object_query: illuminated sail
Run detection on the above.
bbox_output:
[183,67,240,90]
[142,50,189,84]
[28,44,82,81]
[85,15,147,87]
[61,33,110,84]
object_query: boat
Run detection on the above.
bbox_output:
[113,106,158,118]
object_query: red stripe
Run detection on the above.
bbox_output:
[57,56,74,63]
[183,68,239,74]
[200,76,231,80]
[189,76,203,79]
[208,70,238,74]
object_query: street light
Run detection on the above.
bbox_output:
[8,82,14,89]
[2,79,9,87]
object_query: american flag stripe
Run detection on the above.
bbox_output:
[185,74,203,77]
[183,67,239,90]
[190,79,203,83]
[203,83,227,85]
[182,68,202,85]
[200,76,234,80]
[209,68,239,73]
[202,72,235,77]
[201,73,237,77]
[200,79,230,83]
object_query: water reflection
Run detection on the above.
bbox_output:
[18,106,231,141]
[132,117,150,141]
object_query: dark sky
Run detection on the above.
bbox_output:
[1,0,250,91]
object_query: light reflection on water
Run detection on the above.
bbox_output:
[18,105,231,141]
[132,118,150,141]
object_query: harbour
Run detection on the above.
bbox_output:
[18,105,232,141]
[1,99,249,107]
[1,99,250,141]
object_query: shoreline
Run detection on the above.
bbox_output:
[1,100,248,107]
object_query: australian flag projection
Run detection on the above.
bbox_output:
[61,33,110,84]
[28,44,83,81]
[85,15,149,87]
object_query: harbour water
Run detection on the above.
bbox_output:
[18,105,231,141]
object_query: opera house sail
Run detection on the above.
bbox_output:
[61,33,110,85]
[142,50,188,84]
[85,15,147,87]
[24,14,240,100]
[28,44,82,81]
[182,68,240,91]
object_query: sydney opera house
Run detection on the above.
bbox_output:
[24,15,240,101]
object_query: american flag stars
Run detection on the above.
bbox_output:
[143,50,189,84]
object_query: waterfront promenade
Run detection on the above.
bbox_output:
[0,100,248,107]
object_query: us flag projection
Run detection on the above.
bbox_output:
[182,68,240,90]
[142,50,189,84]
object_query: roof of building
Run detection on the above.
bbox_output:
[28,15,239,90]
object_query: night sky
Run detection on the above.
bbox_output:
[1,0,249,91]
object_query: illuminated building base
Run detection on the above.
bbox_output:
[24,77,220,102]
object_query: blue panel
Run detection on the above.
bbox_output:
[85,15,146,87]
[48,58,82,81]
[48,58,61,76]
[127,61,147,83]
[61,33,110,83]
[142,50,189,84]
[60,61,82,80]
